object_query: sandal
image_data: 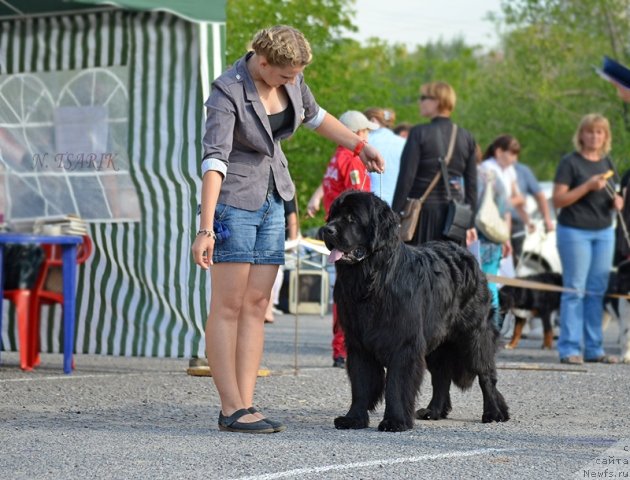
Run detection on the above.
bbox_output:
[560,355,583,365]
[248,406,287,432]
[584,355,619,364]
[218,409,275,434]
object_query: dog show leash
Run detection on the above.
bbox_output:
[486,274,630,300]
[603,179,630,248]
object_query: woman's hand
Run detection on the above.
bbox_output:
[191,233,215,269]
[544,218,555,232]
[466,228,478,246]
[307,197,321,217]
[588,173,609,192]
[359,144,385,173]
[613,193,624,211]
[306,184,324,217]
[502,240,513,258]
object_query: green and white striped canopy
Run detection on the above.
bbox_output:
[0,8,226,358]
[0,0,226,23]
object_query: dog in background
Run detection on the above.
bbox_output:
[498,272,562,350]
[604,263,630,363]
[321,191,509,432]
[501,270,630,361]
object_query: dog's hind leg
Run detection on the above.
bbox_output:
[472,323,509,423]
[505,316,526,350]
[540,312,554,350]
[416,346,453,421]
[334,349,385,430]
[378,351,424,432]
[478,368,510,423]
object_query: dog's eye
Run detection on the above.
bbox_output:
[346,215,355,223]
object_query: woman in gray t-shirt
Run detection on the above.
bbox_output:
[552,113,623,365]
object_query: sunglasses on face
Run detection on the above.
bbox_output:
[419,95,435,101]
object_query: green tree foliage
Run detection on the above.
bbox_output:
[226,0,481,229]
[224,0,630,230]
[471,0,630,178]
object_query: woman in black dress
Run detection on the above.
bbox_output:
[392,81,477,245]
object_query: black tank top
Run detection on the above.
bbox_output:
[267,103,295,192]
[268,102,294,135]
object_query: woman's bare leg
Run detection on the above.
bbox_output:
[237,264,279,407]
[206,262,258,422]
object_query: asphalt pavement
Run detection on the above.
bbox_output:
[1,312,630,479]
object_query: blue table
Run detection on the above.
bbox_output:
[0,233,83,374]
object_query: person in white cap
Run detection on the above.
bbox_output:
[321,111,379,213]
[306,110,379,217]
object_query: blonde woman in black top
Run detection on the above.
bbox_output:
[392,81,477,245]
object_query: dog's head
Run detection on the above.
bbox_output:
[498,286,516,315]
[319,191,400,264]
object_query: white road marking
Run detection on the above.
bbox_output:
[233,448,513,480]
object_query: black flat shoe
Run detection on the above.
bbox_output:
[248,406,287,432]
[218,409,275,434]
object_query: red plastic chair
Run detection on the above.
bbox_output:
[28,234,93,369]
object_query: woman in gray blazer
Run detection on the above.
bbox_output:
[191,25,384,434]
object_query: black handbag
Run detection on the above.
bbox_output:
[442,193,473,242]
[437,126,473,243]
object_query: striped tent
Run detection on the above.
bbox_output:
[0,1,226,358]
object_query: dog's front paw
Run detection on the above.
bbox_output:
[378,418,412,432]
[334,415,369,430]
[415,408,442,420]
[482,408,510,423]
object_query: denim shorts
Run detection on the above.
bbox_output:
[212,191,285,265]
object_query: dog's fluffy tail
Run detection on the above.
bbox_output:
[487,306,501,341]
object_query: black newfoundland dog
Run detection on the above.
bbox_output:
[321,191,509,432]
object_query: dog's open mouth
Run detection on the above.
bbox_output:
[328,247,368,264]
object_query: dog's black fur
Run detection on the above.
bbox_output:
[498,272,563,350]
[321,191,509,432]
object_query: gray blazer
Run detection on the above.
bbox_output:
[201,52,326,211]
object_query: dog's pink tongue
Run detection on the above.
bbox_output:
[328,249,343,264]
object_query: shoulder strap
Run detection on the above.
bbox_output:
[438,125,459,201]
[419,124,458,204]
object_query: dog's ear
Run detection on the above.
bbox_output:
[370,195,400,252]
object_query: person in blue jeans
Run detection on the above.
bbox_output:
[553,113,623,365]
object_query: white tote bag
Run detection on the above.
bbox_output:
[475,173,510,244]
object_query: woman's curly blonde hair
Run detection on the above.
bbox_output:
[250,25,312,67]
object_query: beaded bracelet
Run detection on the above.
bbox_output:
[353,139,367,157]
[196,229,216,240]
